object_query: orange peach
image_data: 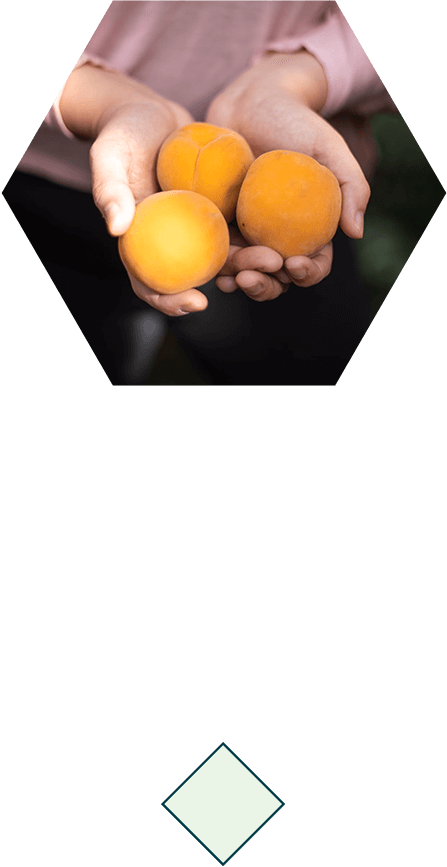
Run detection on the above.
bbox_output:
[236,150,342,258]
[118,190,229,294]
[156,122,254,222]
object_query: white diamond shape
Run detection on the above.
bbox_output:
[162,743,284,864]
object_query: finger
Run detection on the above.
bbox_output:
[271,266,292,284]
[128,272,208,316]
[315,125,370,239]
[90,140,139,236]
[217,268,289,298]
[215,276,238,293]
[285,242,333,287]
[338,167,370,240]
[218,244,284,278]
[235,269,286,302]
[217,243,287,300]
[217,245,246,277]
[232,245,284,275]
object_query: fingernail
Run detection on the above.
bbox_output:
[355,211,364,237]
[178,308,191,315]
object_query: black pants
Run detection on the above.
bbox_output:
[3,171,373,385]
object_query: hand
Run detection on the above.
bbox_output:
[216,226,332,301]
[60,63,208,315]
[206,50,370,298]
[93,102,217,316]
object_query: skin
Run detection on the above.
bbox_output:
[60,64,201,316]
[60,54,371,314]
[206,50,371,301]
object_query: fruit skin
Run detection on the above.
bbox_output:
[118,190,230,294]
[156,122,254,222]
[236,150,342,258]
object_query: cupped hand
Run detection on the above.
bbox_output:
[216,225,332,301]
[206,50,370,296]
[89,90,209,314]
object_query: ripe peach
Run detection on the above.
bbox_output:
[118,190,229,294]
[236,150,342,258]
[156,122,254,222]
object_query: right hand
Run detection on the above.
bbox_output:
[93,101,217,316]
[61,64,208,315]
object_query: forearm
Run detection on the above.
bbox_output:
[59,63,170,140]
[239,85,331,158]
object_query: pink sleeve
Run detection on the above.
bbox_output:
[44,52,117,138]
[256,7,396,117]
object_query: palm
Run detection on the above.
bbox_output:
[90,100,194,235]
[90,100,214,316]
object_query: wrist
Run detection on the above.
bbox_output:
[59,63,172,140]
[255,49,328,113]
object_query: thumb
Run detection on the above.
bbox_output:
[101,185,136,237]
[89,139,137,236]
[338,168,371,240]
[318,127,371,240]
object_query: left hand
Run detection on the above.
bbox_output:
[206,50,370,299]
[216,226,333,302]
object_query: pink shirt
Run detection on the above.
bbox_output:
[19,1,394,191]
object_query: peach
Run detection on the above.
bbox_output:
[156,122,254,222]
[236,150,342,258]
[118,190,229,294]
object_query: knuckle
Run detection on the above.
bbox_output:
[91,176,117,210]
[232,249,251,270]
[91,179,108,206]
